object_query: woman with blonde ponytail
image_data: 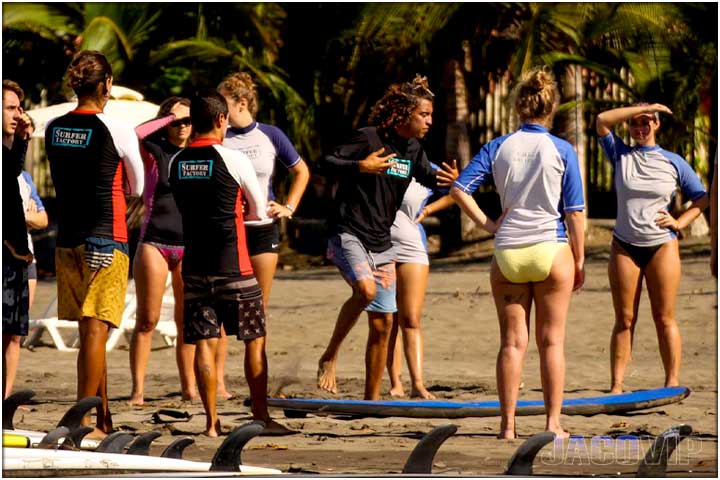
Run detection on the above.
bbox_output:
[451,67,585,439]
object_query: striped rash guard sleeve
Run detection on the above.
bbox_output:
[598,131,630,168]
[453,139,499,194]
[552,138,585,212]
[662,149,708,201]
[220,147,268,222]
[99,114,144,196]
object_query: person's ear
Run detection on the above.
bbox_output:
[238,98,249,112]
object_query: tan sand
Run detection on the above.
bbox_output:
[12,246,717,476]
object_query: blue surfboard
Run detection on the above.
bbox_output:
[268,386,690,419]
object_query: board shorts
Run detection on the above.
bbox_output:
[2,252,29,336]
[327,232,397,313]
[55,237,130,328]
[182,274,266,344]
[494,242,569,283]
[145,241,184,271]
[246,222,280,256]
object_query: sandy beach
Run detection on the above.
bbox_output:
[10,238,718,476]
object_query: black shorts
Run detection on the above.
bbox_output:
[27,262,37,281]
[182,274,266,344]
[246,222,280,256]
[2,253,29,336]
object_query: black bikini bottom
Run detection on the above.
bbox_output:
[612,236,663,269]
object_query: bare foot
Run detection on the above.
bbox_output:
[410,386,436,400]
[548,428,570,439]
[259,419,297,436]
[181,393,199,403]
[127,393,144,406]
[204,419,221,438]
[317,358,338,394]
[497,429,516,440]
[389,385,406,398]
[217,390,234,400]
[609,385,624,394]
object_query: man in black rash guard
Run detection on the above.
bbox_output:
[317,76,455,399]
[169,92,293,437]
[2,79,34,400]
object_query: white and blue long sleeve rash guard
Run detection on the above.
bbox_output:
[454,123,585,249]
[599,131,707,247]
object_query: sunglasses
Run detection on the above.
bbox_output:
[169,117,192,128]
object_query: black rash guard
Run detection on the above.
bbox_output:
[168,138,267,277]
[139,136,183,245]
[46,110,143,247]
[321,126,439,252]
[2,139,30,256]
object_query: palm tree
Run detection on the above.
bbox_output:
[3,2,161,93]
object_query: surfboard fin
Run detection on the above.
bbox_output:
[636,424,693,477]
[38,426,70,449]
[56,396,102,430]
[504,431,556,475]
[126,431,162,455]
[210,420,265,471]
[2,389,35,430]
[160,437,195,459]
[402,424,458,474]
[61,426,95,450]
[95,431,135,454]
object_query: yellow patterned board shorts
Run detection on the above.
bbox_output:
[55,245,129,327]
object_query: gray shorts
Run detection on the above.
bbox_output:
[327,233,397,312]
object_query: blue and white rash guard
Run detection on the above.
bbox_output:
[599,131,707,247]
[454,123,585,249]
[223,121,301,226]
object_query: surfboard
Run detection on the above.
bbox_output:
[1,447,281,476]
[269,386,690,419]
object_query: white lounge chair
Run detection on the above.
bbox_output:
[24,275,177,351]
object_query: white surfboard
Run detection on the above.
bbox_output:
[4,428,101,450]
[2,447,282,475]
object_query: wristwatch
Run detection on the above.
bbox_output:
[285,204,295,214]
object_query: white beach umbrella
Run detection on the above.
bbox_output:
[27,86,159,138]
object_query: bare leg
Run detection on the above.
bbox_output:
[317,277,376,394]
[215,326,233,399]
[365,312,394,400]
[396,262,434,399]
[386,318,405,397]
[3,276,33,399]
[194,337,221,437]
[608,240,643,394]
[170,264,197,401]
[220,252,279,401]
[532,245,574,439]
[250,252,279,313]
[77,317,111,436]
[490,259,532,440]
[128,244,168,405]
[644,240,682,387]
[28,278,37,310]
[245,335,293,435]
[2,335,22,399]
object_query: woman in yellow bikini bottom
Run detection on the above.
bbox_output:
[494,242,570,283]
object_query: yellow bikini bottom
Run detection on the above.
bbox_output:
[494,242,569,283]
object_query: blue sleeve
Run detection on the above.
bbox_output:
[598,131,627,167]
[552,139,585,212]
[665,150,708,201]
[453,139,498,194]
[258,124,301,169]
[22,171,45,211]
[429,162,449,196]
